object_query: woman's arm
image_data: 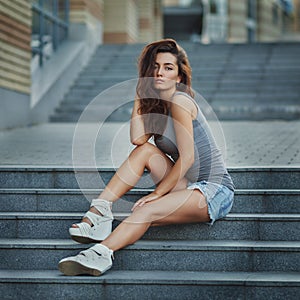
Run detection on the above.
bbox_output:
[132,94,196,209]
[154,94,195,195]
[130,97,152,145]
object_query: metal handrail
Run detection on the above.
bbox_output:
[31,0,69,66]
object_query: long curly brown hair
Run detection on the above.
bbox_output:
[136,39,193,135]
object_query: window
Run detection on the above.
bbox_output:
[31,0,69,66]
[210,0,217,14]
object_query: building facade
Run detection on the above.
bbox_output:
[1,0,298,129]
[0,0,163,130]
[163,0,299,43]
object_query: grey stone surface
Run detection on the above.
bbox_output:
[0,121,299,168]
[2,167,299,189]
[231,190,300,213]
[0,88,30,130]
[0,188,299,213]
[0,212,298,241]
[50,42,300,122]
[30,41,90,125]
[1,239,299,272]
[1,41,300,300]
[0,270,299,300]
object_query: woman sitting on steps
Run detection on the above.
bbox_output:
[58,38,235,276]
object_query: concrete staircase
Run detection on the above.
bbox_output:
[50,42,300,122]
[1,42,299,298]
[0,166,300,299]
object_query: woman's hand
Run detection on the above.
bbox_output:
[131,191,162,211]
[130,97,151,145]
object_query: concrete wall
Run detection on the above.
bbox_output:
[227,0,285,43]
[0,0,31,129]
[0,0,104,129]
[227,0,248,43]
[69,0,104,45]
[292,0,300,31]
[256,0,283,41]
[0,0,163,129]
[30,0,104,125]
[0,0,31,94]
[153,0,164,41]
[103,0,163,43]
[138,0,163,43]
[103,0,138,43]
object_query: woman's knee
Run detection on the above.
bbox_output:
[127,204,157,224]
[130,143,170,174]
[131,142,157,157]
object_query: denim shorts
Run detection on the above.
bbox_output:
[187,181,234,225]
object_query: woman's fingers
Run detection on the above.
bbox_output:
[131,194,160,211]
[131,198,144,211]
[132,197,149,211]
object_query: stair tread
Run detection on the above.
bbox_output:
[1,165,299,170]
[1,239,299,250]
[1,188,299,194]
[50,43,300,121]
[1,212,299,219]
[2,42,300,297]
[0,270,299,285]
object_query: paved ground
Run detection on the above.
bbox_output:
[0,121,299,168]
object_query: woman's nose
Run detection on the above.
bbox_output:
[156,66,163,76]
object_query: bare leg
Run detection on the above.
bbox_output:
[98,143,173,201]
[73,142,185,227]
[101,189,209,251]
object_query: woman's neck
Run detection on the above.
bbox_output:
[159,88,176,102]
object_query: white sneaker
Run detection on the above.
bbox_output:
[69,199,113,244]
[58,244,114,276]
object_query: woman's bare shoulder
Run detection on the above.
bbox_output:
[172,92,197,117]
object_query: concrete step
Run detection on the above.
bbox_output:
[78,73,221,81]
[62,89,300,102]
[70,95,300,108]
[49,113,83,123]
[73,78,300,90]
[1,212,299,241]
[0,188,299,214]
[1,239,299,272]
[75,74,299,84]
[50,108,300,123]
[76,69,274,79]
[212,105,300,121]
[212,93,300,100]
[63,86,300,98]
[0,166,299,189]
[52,105,132,122]
[54,101,133,112]
[50,113,130,123]
[1,270,299,300]
[50,110,131,122]
[51,42,300,122]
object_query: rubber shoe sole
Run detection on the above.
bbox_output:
[70,235,104,244]
[58,260,104,276]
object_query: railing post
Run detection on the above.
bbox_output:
[32,0,69,67]
[53,0,58,51]
[65,0,69,37]
[38,0,44,66]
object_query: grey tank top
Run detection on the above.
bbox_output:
[154,92,234,191]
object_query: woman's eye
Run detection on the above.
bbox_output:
[166,67,172,71]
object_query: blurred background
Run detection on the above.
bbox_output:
[164,0,298,43]
[1,0,299,129]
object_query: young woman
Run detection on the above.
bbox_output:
[58,39,234,276]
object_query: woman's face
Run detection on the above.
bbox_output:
[153,52,181,93]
